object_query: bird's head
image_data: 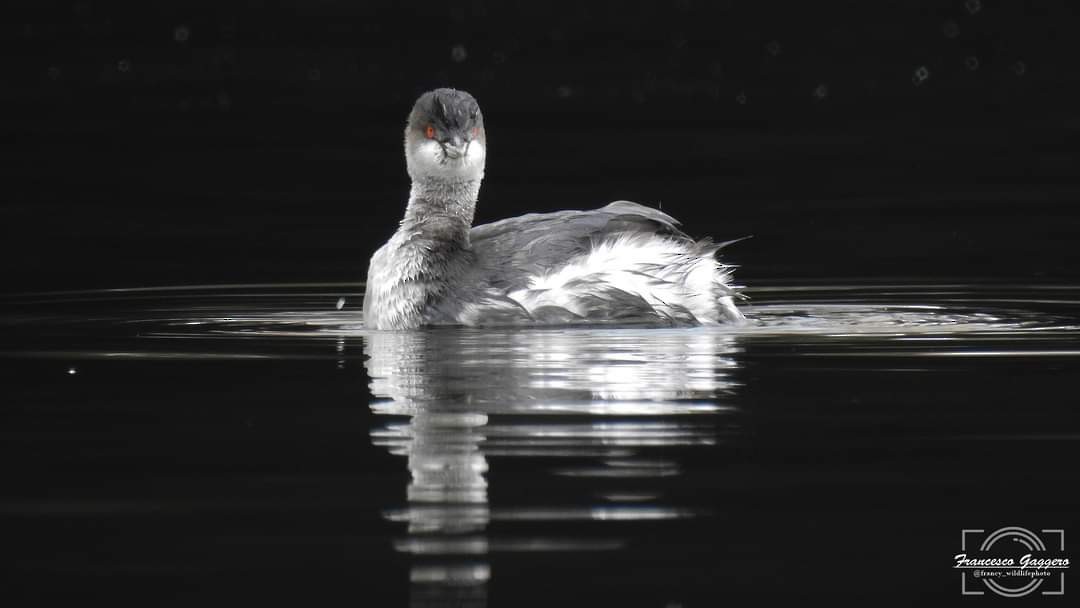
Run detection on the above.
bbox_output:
[404,88,486,182]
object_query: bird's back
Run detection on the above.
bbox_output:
[469,201,689,290]
[443,201,743,326]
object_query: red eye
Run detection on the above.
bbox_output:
[425,125,436,139]
[472,127,480,138]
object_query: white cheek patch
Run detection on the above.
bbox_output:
[410,140,486,180]
[465,141,486,168]
[412,140,442,170]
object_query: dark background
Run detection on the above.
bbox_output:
[4,3,1080,605]
[3,0,1079,292]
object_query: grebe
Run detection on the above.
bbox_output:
[363,88,744,330]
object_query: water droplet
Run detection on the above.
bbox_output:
[47,66,61,80]
[812,83,829,100]
[912,65,930,86]
[735,91,747,105]
[336,297,346,310]
[67,367,77,375]
[1012,60,1026,76]
[173,25,190,42]
[451,44,467,63]
[556,85,573,99]
[117,59,131,73]
[765,40,782,56]
[492,51,507,65]
[942,20,959,39]
[307,67,321,81]
[965,0,982,15]
[216,90,231,110]
[964,56,980,71]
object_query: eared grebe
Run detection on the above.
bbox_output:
[363,88,744,330]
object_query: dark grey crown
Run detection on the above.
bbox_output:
[408,88,483,141]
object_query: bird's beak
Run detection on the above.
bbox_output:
[441,135,467,159]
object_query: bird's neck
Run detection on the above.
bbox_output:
[401,176,481,245]
[364,176,479,329]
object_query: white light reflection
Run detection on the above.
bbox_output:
[410,564,490,584]
[393,537,624,555]
[363,327,738,606]
[410,565,489,605]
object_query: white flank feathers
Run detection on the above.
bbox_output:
[506,234,741,324]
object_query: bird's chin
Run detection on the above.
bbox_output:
[409,141,485,180]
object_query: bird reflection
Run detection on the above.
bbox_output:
[365,327,739,607]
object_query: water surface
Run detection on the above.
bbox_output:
[3,281,1079,604]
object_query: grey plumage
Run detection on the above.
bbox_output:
[362,89,744,330]
[418,200,743,327]
[468,201,689,292]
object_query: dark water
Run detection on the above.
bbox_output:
[3,282,1080,605]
